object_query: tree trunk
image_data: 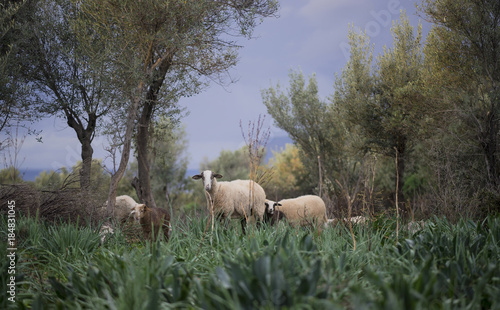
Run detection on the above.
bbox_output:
[482,92,499,189]
[80,138,94,190]
[107,90,142,217]
[395,137,407,221]
[133,58,172,208]
[64,108,96,192]
[134,100,156,207]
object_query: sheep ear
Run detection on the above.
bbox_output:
[265,202,269,207]
[192,174,202,180]
[276,203,282,207]
[213,174,223,179]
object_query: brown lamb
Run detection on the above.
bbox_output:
[132,204,171,242]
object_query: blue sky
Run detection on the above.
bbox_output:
[3,0,430,178]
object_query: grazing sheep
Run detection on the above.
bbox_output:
[325,216,367,227]
[98,222,114,244]
[350,216,366,224]
[101,195,139,223]
[192,170,266,234]
[131,204,171,242]
[406,220,425,234]
[272,195,327,228]
[264,199,286,225]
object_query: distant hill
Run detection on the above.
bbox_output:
[21,169,44,181]
[18,135,294,181]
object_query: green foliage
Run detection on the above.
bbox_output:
[0,167,23,184]
[199,234,338,309]
[419,0,500,203]
[34,160,109,192]
[359,217,500,309]
[334,12,425,211]
[37,221,101,262]
[33,167,69,190]
[263,143,311,200]
[263,70,342,190]
[0,0,39,131]
[4,212,499,309]
[200,146,252,181]
[41,250,193,309]
[150,117,190,209]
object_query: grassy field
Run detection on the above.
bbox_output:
[1,213,499,309]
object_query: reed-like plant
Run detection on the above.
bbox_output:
[4,212,498,309]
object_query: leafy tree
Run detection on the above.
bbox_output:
[34,168,68,190]
[264,144,310,201]
[0,0,39,135]
[0,167,23,184]
[419,0,500,191]
[149,117,190,209]
[115,161,139,203]
[73,0,279,210]
[262,70,343,192]
[335,13,425,216]
[12,0,117,192]
[34,160,108,191]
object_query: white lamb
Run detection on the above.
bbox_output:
[268,195,328,228]
[192,170,266,234]
[101,195,139,223]
[325,216,367,227]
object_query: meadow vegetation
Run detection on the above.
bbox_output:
[0,212,499,309]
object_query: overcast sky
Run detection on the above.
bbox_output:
[3,0,430,178]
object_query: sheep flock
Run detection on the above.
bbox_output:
[102,170,371,242]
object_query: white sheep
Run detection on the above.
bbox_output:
[192,170,266,234]
[101,195,139,223]
[270,195,327,228]
[98,222,114,244]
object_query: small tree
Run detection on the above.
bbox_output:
[12,0,117,192]
[263,70,342,191]
[0,167,23,185]
[264,144,310,201]
[420,0,500,191]
[148,117,189,209]
[335,13,425,219]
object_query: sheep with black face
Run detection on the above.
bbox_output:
[264,199,286,225]
[266,195,327,228]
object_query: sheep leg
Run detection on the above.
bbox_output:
[153,225,160,242]
[240,218,247,235]
[162,222,170,242]
[255,215,264,229]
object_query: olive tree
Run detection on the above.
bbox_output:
[74,0,279,211]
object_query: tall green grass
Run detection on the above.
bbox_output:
[1,214,499,309]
